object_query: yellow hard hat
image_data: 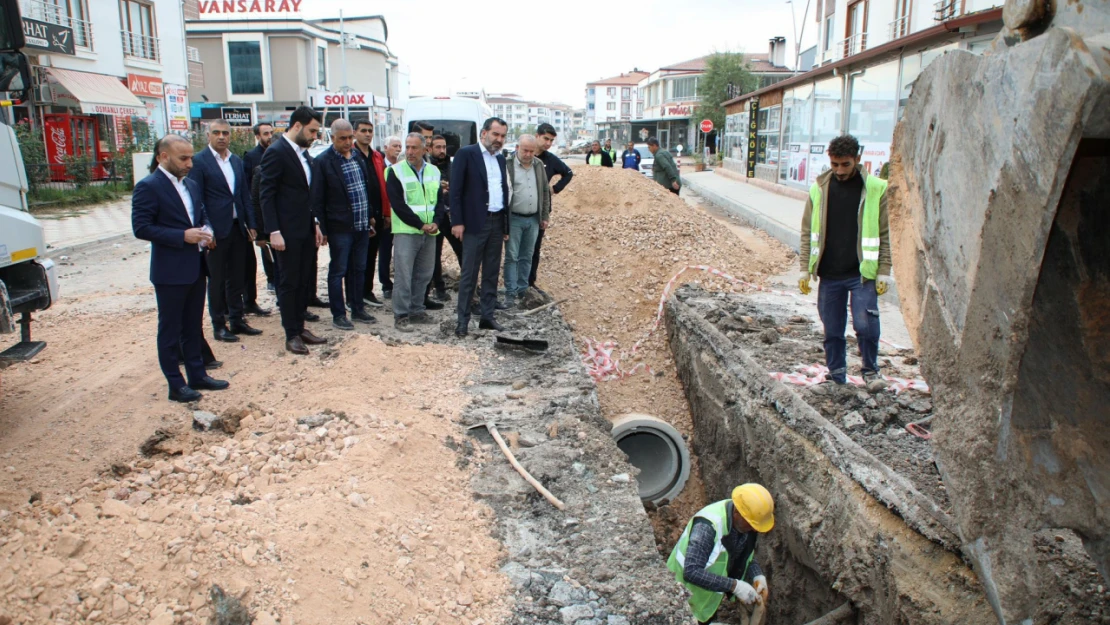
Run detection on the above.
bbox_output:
[731,483,775,533]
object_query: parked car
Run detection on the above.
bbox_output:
[633,143,653,177]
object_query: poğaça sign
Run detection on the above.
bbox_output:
[197,0,303,17]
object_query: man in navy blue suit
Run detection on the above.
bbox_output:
[132,135,230,403]
[450,117,511,337]
[189,119,262,342]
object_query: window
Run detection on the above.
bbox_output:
[621,102,630,116]
[812,75,844,144]
[848,59,898,177]
[607,102,616,111]
[229,41,264,95]
[317,47,327,88]
[588,88,595,96]
[898,43,956,118]
[120,0,158,61]
[37,0,92,48]
[621,87,630,100]
[756,105,781,166]
[672,76,698,100]
[822,15,834,53]
[845,0,868,56]
[636,102,644,117]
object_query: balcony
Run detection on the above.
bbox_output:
[934,0,958,21]
[22,0,94,49]
[841,32,868,58]
[121,30,160,63]
[889,15,910,39]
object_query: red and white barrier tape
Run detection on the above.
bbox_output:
[769,364,929,394]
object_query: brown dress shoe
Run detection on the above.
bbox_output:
[300,329,328,345]
[286,335,309,355]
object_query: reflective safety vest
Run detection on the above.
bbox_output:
[808,174,887,279]
[587,153,604,166]
[388,160,441,236]
[606,148,617,163]
[666,500,754,622]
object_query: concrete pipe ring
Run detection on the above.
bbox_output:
[610,413,691,505]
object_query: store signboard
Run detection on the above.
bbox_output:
[196,0,303,19]
[221,107,253,127]
[808,144,827,185]
[860,142,890,178]
[664,104,693,118]
[164,84,190,131]
[746,97,759,178]
[83,103,144,117]
[310,92,374,108]
[22,18,75,55]
[128,74,164,97]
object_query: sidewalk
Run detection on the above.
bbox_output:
[40,198,133,254]
[681,170,804,252]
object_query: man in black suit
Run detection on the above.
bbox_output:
[188,119,262,342]
[132,135,229,402]
[259,106,328,355]
[241,122,275,309]
[450,117,511,336]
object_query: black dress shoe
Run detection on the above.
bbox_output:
[304,311,321,322]
[205,360,223,371]
[423,298,445,311]
[478,318,504,331]
[245,303,272,316]
[168,386,202,403]
[495,300,511,311]
[213,327,240,342]
[308,297,330,308]
[189,376,230,391]
[455,321,468,337]
[286,336,309,355]
[435,289,451,302]
[229,320,263,336]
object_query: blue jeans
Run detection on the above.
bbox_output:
[504,213,540,297]
[327,230,370,319]
[817,276,880,382]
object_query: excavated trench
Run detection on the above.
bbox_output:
[661,284,996,625]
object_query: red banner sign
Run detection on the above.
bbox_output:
[127,73,164,97]
[197,0,302,16]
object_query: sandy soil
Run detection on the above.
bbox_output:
[0,240,509,624]
[538,166,793,547]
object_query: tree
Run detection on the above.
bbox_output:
[694,52,758,137]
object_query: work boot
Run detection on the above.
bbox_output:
[409,312,435,325]
[435,288,450,302]
[383,289,393,300]
[394,315,413,333]
[364,292,384,308]
[423,298,445,311]
[862,370,880,384]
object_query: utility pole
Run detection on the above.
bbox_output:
[340,10,349,119]
[788,0,812,74]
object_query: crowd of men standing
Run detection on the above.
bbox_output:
[133,109,573,402]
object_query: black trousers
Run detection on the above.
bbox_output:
[207,223,247,328]
[365,229,380,296]
[155,276,207,389]
[260,242,277,285]
[456,214,504,323]
[427,212,463,297]
[378,227,394,291]
[243,240,258,306]
[275,235,315,339]
[529,227,545,286]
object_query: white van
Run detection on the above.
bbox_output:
[404,96,493,158]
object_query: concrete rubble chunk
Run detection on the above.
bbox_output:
[842,411,866,430]
[192,410,222,431]
[558,604,594,624]
[101,499,132,518]
[55,532,86,558]
[548,581,586,607]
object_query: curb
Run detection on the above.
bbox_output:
[681,175,802,253]
[47,231,133,259]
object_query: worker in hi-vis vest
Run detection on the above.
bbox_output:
[798,134,892,386]
[667,484,774,624]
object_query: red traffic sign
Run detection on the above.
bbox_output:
[700,119,714,133]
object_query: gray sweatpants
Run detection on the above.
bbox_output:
[392,232,436,317]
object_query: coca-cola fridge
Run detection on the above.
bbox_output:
[43,114,107,182]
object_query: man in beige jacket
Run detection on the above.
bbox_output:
[503,134,551,305]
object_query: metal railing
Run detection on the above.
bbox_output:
[889,15,910,39]
[934,0,958,21]
[22,0,94,49]
[841,32,868,58]
[121,30,160,62]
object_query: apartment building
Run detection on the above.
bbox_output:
[184,2,404,137]
[584,70,647,137]
[15,0,190,170]
[721,1,1003,190]
[489,96,574,142]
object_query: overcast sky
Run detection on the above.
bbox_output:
[309,0,813,107]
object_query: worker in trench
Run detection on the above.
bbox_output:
[667,484,774,624]
[798,134,892,385]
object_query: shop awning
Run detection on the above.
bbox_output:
[47,68,146,117]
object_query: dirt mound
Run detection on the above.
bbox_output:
[540,166,793,546]
[0,334,509,625]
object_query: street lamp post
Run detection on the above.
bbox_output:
[787,0,812,74]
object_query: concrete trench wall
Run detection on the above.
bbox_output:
[665,293,995,625]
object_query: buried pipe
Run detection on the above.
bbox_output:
[800,602,854,625]
[610,413,691,504]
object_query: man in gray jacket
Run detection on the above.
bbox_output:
[648,136,681,195]
[503,134,551,304]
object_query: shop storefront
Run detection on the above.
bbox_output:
[126,73,168,142]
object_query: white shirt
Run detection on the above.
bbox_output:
[480,143,504,212]
[284,133,311,185]
[209,146,237,219]
[160,165,195,225]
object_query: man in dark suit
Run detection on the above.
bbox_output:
[241,122,275,309]
[188,119,262,342]
[311,118,380,330]
[259,106,328,355]
[450,117,511,336]
[132,135,229,402]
